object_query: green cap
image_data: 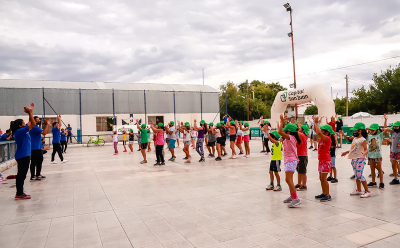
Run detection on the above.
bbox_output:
[245,122,249,127]
[320,124,335,135]
[141,124,146,128]
[350,122,366,131]
[239,121,244,124]
[270,131,281,139]
[230,120,235,125]
[301,124,309,135]
[130,129,133,131]
[157,122,164,127]
[200,120,205,124]
[170,121,174,126]
[216,123,221,127]
[369,123,380,131]
[185,123,190,127]
[263,120,269,124]
[282,123,298,132]
[394,121,400,127]
[338,117,341,119]
[209,122,214,126]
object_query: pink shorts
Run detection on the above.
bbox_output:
[236,136,243,144]
[318,160,332,173]
[244,135,250,142]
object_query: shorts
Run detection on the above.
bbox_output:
[141,143,148,150]
[332,157,336,167]
[312,135,319,142]
[244,135,250,142]
[270,160,281,172]
[390,152,400,162]
[207,142,216,147]
[368,157,382,162]
[191,137,196,141]
[184,141,190,146]
[296,156,308,174]
[284,160,298,173]
[123,140,126,145]
[318,160,332,173]
[129,141,134,145]
[236,136,243,144]
[138,138,141,144]
[166,138,170,145]
[230,135,237,142]
[168,139,176,149]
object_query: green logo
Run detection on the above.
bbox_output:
[280,92,287,102]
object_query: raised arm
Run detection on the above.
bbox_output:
[313,116,327,141]
[136,119,142,131]
[193,120,200,131]
[24,103,36,131]
[278,115,290,140]
[264,124,278,146]
[41,119,50,135]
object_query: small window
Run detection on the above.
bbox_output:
[291,107,294,111]
[96,117,116,132]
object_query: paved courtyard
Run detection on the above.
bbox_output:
[1,140,400,248]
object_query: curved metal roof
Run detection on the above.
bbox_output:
[0,79,218,93]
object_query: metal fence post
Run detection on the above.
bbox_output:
[42,87,45,123]
[144,90,147,124]
[79,88,82,144]
[173,90,176,124]
[200,90,203,120]
[112,88,116,128]
[7,143,10,160]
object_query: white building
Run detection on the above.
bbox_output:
[284,102,315,118]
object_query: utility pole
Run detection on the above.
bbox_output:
[246,80,249,121]
[202,68,204,85]
[251,86,255,99]
[345,75,349,116]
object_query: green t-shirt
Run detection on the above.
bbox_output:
[140,129,149,143]
[367,132,383,158]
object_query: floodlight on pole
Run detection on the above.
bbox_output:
[287,32,293,37]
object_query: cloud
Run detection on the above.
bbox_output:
[0,0,399,97]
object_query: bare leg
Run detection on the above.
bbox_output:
[285,172,296,194]
[275,172,281,185]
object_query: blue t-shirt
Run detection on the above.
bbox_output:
[67,127,72,135]
[14,126,31,160]
[52,127,61,143]
[223,116,229,124]
[60,133,66,141]
[0,133,9,141]
[29,126,43,151]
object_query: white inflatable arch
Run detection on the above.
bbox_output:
[270,84,335,128]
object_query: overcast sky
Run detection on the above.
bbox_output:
[1,0,400,97]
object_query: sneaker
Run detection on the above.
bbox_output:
[215,157,222,161]
[168,157,174,161]
[140,160,147,164]
[288,198,301,208]
[313,148,317,151]
[360,191,371,198]
[298,185,307,191]
[171,157,176,162]
[327,176,332,181]
[350,189,363,195]
[61,160,67,163]
[154,163,159,166]
[208,154,213,157]
[350,175,355,179]
[229,156,234,159]
[113,153,118,155]
[210,155,215,158]
[295,184,300,189]
[260,150,266,153]
[183,157,188,160]
[123,150,127,152]
[30,177,41,181]
[379,183,385,189]
[222,153,227,157]
[315,194,325,199]
[159,162,165,166]
[308,146,314,149]
[367,182,377,187]
[389,178,400,185]
[50,161,58,164]
[274,185,282,191]
[283,196,293,203]
[137,149,141,151]
[330,178,338,183]
[266,185,274,190]
[368,174,372,177]
[199,158,205,162]
[239,152,244,155]
[320,195,332,202]
[15,193,31,200]
[38,175,46,179]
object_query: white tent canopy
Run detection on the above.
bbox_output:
[351,112,373,119]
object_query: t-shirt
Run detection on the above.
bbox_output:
[123,133,127,141]
[129,133,134,141]
[140,129,149,143]
[191,130,197,137]
[168,126,176,140]
[183,130,190,141]
[390,130,400,153]
[297,132,308,157]
[156,131,165,145]
[367,133,383,158]
[215,129,221,138]
[197,126,206,139]
[348,137,366,159]
[328,121,336,132]
[336,120,343,131]
[237,129,243,137]
[225,127,230,137]
[229,126,236,135]
[283,135,298,163]
[243,129,250,136]
[1,133,9,141]
[29,126,43,151]
[318,135,332,161]
[14,126,31,160]
[67,127,72,135]
[208,130,216,142]
[60,133,67,142]
[113,134,118,142]
[260,124,265,136]
[223,116,229,123]
[271,141,283,161]
[52,127,61,144]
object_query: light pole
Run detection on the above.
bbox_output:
[283,3,298,120]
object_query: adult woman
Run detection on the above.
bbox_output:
[151,121,165,166]
[193,119,207,162]
[241,122,251,157]
[225,117,237,159]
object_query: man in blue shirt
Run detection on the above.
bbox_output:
[30,117,50,181]
[51,115,67,164]
[66,124,72,143]
[0,129,12,141]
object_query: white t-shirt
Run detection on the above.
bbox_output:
[237,129,243,137]
[113,134,118,142]
[184,130,190,141]
[191,130,197,137]
[168,126,176,140]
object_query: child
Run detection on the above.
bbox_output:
[122,130,127,152]
[136,121,148,164]
[179,122,192,163]
[328,135,338,183]
[215,123,223,161]
[295,124,309,191]
[313,116,334,202]
[236,121,244,155]
[190,128,197,149]
[225,117,237,159]
[265,129,282,191]
[147,129,151,152]
[128,129,134,154]
[193,119,207,162]
[341,122,371,197]
[206,122,216,157]
[241,122,251,158]
[278,115,302,208]
[388,120,400,185]
[51,115,66,164]
[136,132,141,151]
[165,121,177,161]
[220,121,228,156]
[60,128,67,153]
[111,131,118,155]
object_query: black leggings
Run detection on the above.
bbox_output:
[61,141,67,153]
[52,143,64,162]
[264,137,271,153]
[30,150,43,178]
[67,135,72,143]
[156,145,165,163]
[16,156,30,196]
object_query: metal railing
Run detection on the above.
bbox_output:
[0,141,16,164]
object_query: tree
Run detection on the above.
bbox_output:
[304,105,318,115]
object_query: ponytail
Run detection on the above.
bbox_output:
[361,129,368,139]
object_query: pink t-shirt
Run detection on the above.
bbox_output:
[156,131,165,145]
[283,134,299,163]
